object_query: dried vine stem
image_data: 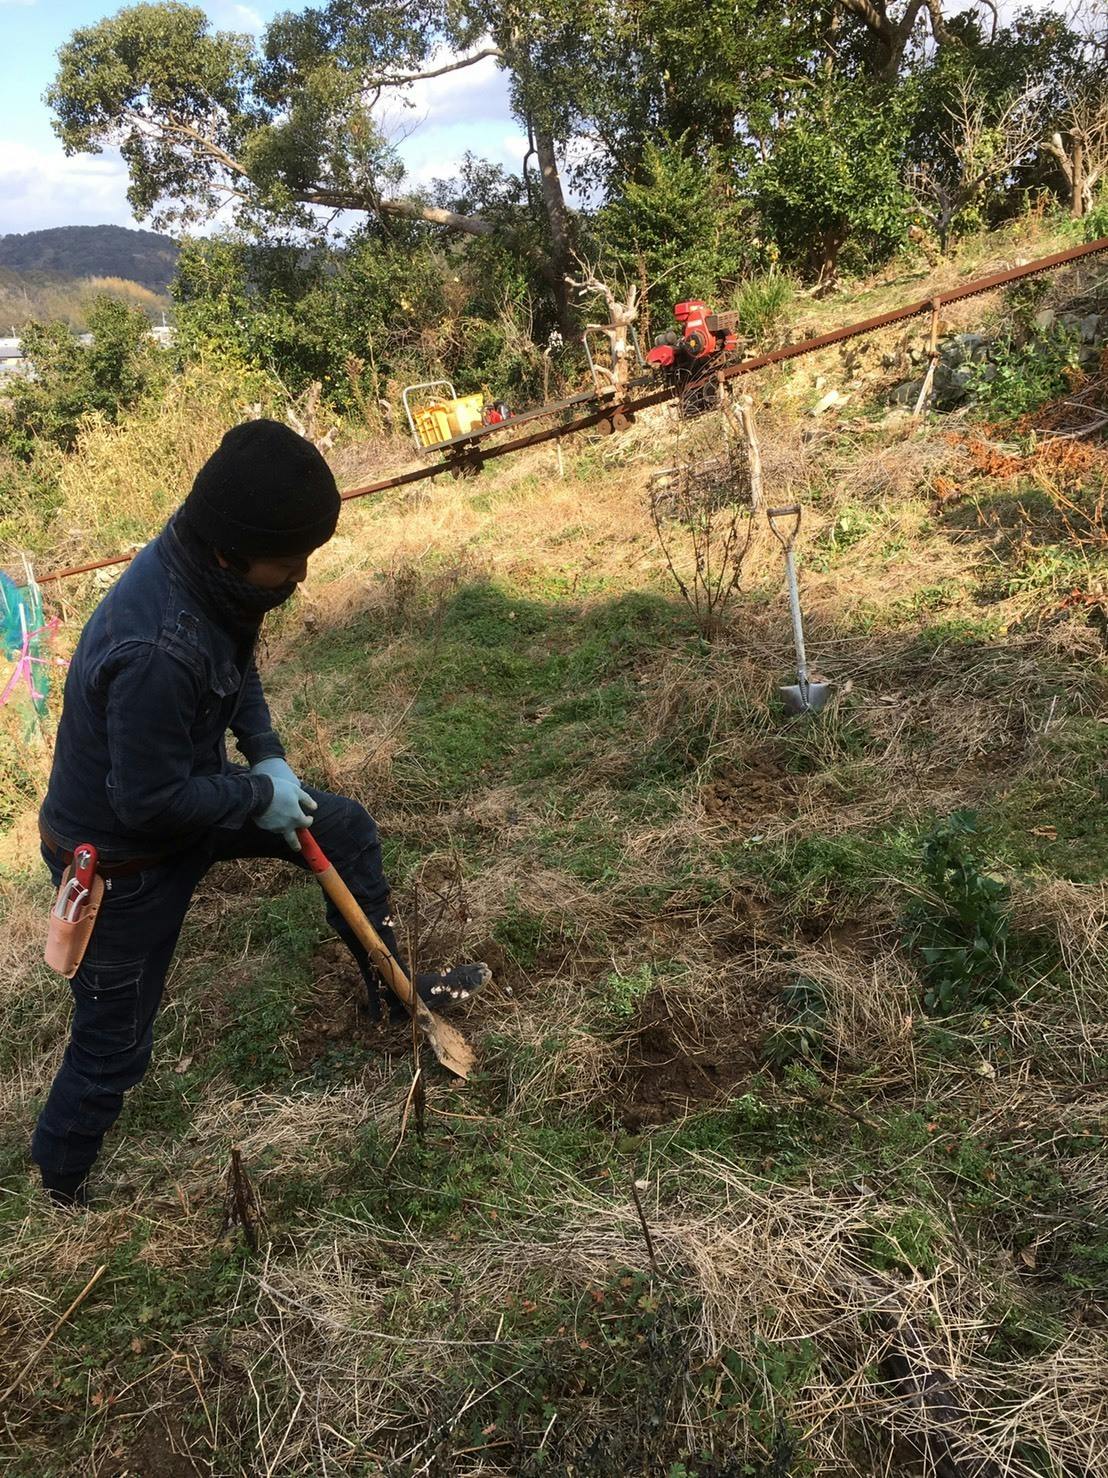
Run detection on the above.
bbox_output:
[222,1147,265,1253]
[650,387,761,639]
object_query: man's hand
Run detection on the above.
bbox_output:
[254,768,318,850]
[251,756,301,791]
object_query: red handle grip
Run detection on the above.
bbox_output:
[297,828,329,874]
[73,844,98,890]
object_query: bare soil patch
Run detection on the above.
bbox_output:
[291,938,385,1068]
[700,744,796,829]
[613,983,766,1129]
[124,1413,203,1478]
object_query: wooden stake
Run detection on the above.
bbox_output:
[223,1147,263,1252]
[628,1176,659,1277]
[721,389,764,510]
[1,1264,107,1403]
[912,298,942,420]
[736,393,764,510]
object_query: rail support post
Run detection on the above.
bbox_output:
[912,298,942,420]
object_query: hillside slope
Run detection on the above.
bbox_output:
[0,225,178,292]
[0,266,169,330]
[2,219,1107,1476]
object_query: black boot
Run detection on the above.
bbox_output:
[379,963,492,1022]
[40,1168,90,1209]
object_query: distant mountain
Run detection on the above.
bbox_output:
[0,226,179,293]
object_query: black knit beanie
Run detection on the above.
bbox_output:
[183,419,341,557]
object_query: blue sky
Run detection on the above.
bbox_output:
[0,0,520,236]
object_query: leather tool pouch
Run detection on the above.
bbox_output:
[45,868,106,978]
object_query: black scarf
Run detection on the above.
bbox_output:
[162,509,297,641]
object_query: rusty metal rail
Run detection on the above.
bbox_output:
[33,233,1108,587]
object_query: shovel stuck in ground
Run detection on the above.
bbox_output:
[296,829,476,1081]
[766,504,831,716]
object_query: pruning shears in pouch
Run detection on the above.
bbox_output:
[44,843,104,978]
[53,844,98,924]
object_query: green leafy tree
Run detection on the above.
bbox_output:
[48,2,492,239]
[2,296,158,457]
[495,0,816,196]
[49,2,586,328]
[173,215,549,413]
[595,139,749,315]
[905,10,1099,242]
[755,79,914,278]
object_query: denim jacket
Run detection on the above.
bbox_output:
[40,521,283,859]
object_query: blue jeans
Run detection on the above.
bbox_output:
[32,787,396,1183]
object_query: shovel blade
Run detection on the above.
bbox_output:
[416,999,476,1080]
[781,682,832,716]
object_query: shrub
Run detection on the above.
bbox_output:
[1,295,161,459]
[596,138,749,318]
[968,324,1081,419]
[754,78,912,280]
[733,272,795,345]
[763,976,828,1067]
[1082,196,1108,242]
[907,811,1014,1014]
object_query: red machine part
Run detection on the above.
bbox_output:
[674,299,717,357]
[646,300,739,371]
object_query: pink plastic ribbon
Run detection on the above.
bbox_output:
[1,615,65,710]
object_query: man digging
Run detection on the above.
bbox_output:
[33,419,488,1208]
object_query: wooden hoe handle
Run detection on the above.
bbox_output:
[295,829,476,1081]
[297,829,415,1011]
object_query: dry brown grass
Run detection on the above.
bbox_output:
[837,428,969,503]
[35,1150,1095,1477]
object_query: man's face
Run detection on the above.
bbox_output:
[218,551,311,589]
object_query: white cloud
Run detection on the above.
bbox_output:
[381,43,519,189]
[205,1,266,31]
[399,126,528,189]
[0,141,139,235]
[402,47,511,126]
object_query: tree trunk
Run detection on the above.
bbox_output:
[811,223,847,284]
[378,198,494,236]
[823,0,843,75]
[534,126,576,337]
[1072,136,1086,218]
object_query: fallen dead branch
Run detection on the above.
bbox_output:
[1,1263,107,1404]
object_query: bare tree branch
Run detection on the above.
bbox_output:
[922,0,957,49]
[908,74,1044,250]
[840,0,953,77]
[566,257,639,395]
[121,103,495,236]
[377,46,502,87]
[840,0,894,46]
[1041,81,1108,216]
[975,0,999,45]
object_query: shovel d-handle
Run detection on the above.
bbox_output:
[766,503,802,551]
[296,829,416,1013]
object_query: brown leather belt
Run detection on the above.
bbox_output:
[39,822,168,878]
